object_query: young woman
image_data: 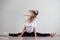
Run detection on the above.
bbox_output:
[9,10,55,37]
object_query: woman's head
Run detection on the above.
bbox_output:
[29,10,38,18]
[26,10,39,22]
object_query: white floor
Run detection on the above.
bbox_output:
[0,36,60,40]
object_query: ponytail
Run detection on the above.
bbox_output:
[35,10,39,16]
[29,10,39,16]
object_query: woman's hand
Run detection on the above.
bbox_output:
[18,27,26,37]
[35,35,37,37]
[18,34,22,37]
[20,35,22,37]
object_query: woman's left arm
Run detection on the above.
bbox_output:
[34,27,37,37]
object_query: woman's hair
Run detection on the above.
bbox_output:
[26,10,39,22]
[29,10,39,17]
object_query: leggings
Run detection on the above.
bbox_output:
[9,32,50,37]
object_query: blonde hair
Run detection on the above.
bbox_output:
[29,10,39,17]
[26,10,39,22]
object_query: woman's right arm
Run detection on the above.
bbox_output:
[20,26,26,37]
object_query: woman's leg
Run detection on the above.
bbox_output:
[9,32,30,37]
[37,32,50,37]
[9,32,31,37]
[9,33,21,37]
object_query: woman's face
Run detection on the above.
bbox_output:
[30,12,35,17]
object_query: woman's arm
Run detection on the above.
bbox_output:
[20,26,26,37]
[34,27,37,37]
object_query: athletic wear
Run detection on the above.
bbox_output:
[25,19,36,33]
[9,32,50,37]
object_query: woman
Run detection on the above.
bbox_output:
[9,10,55,37]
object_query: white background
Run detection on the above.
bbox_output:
[0,0,60,35]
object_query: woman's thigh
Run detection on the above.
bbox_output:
[37,32,50,37]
